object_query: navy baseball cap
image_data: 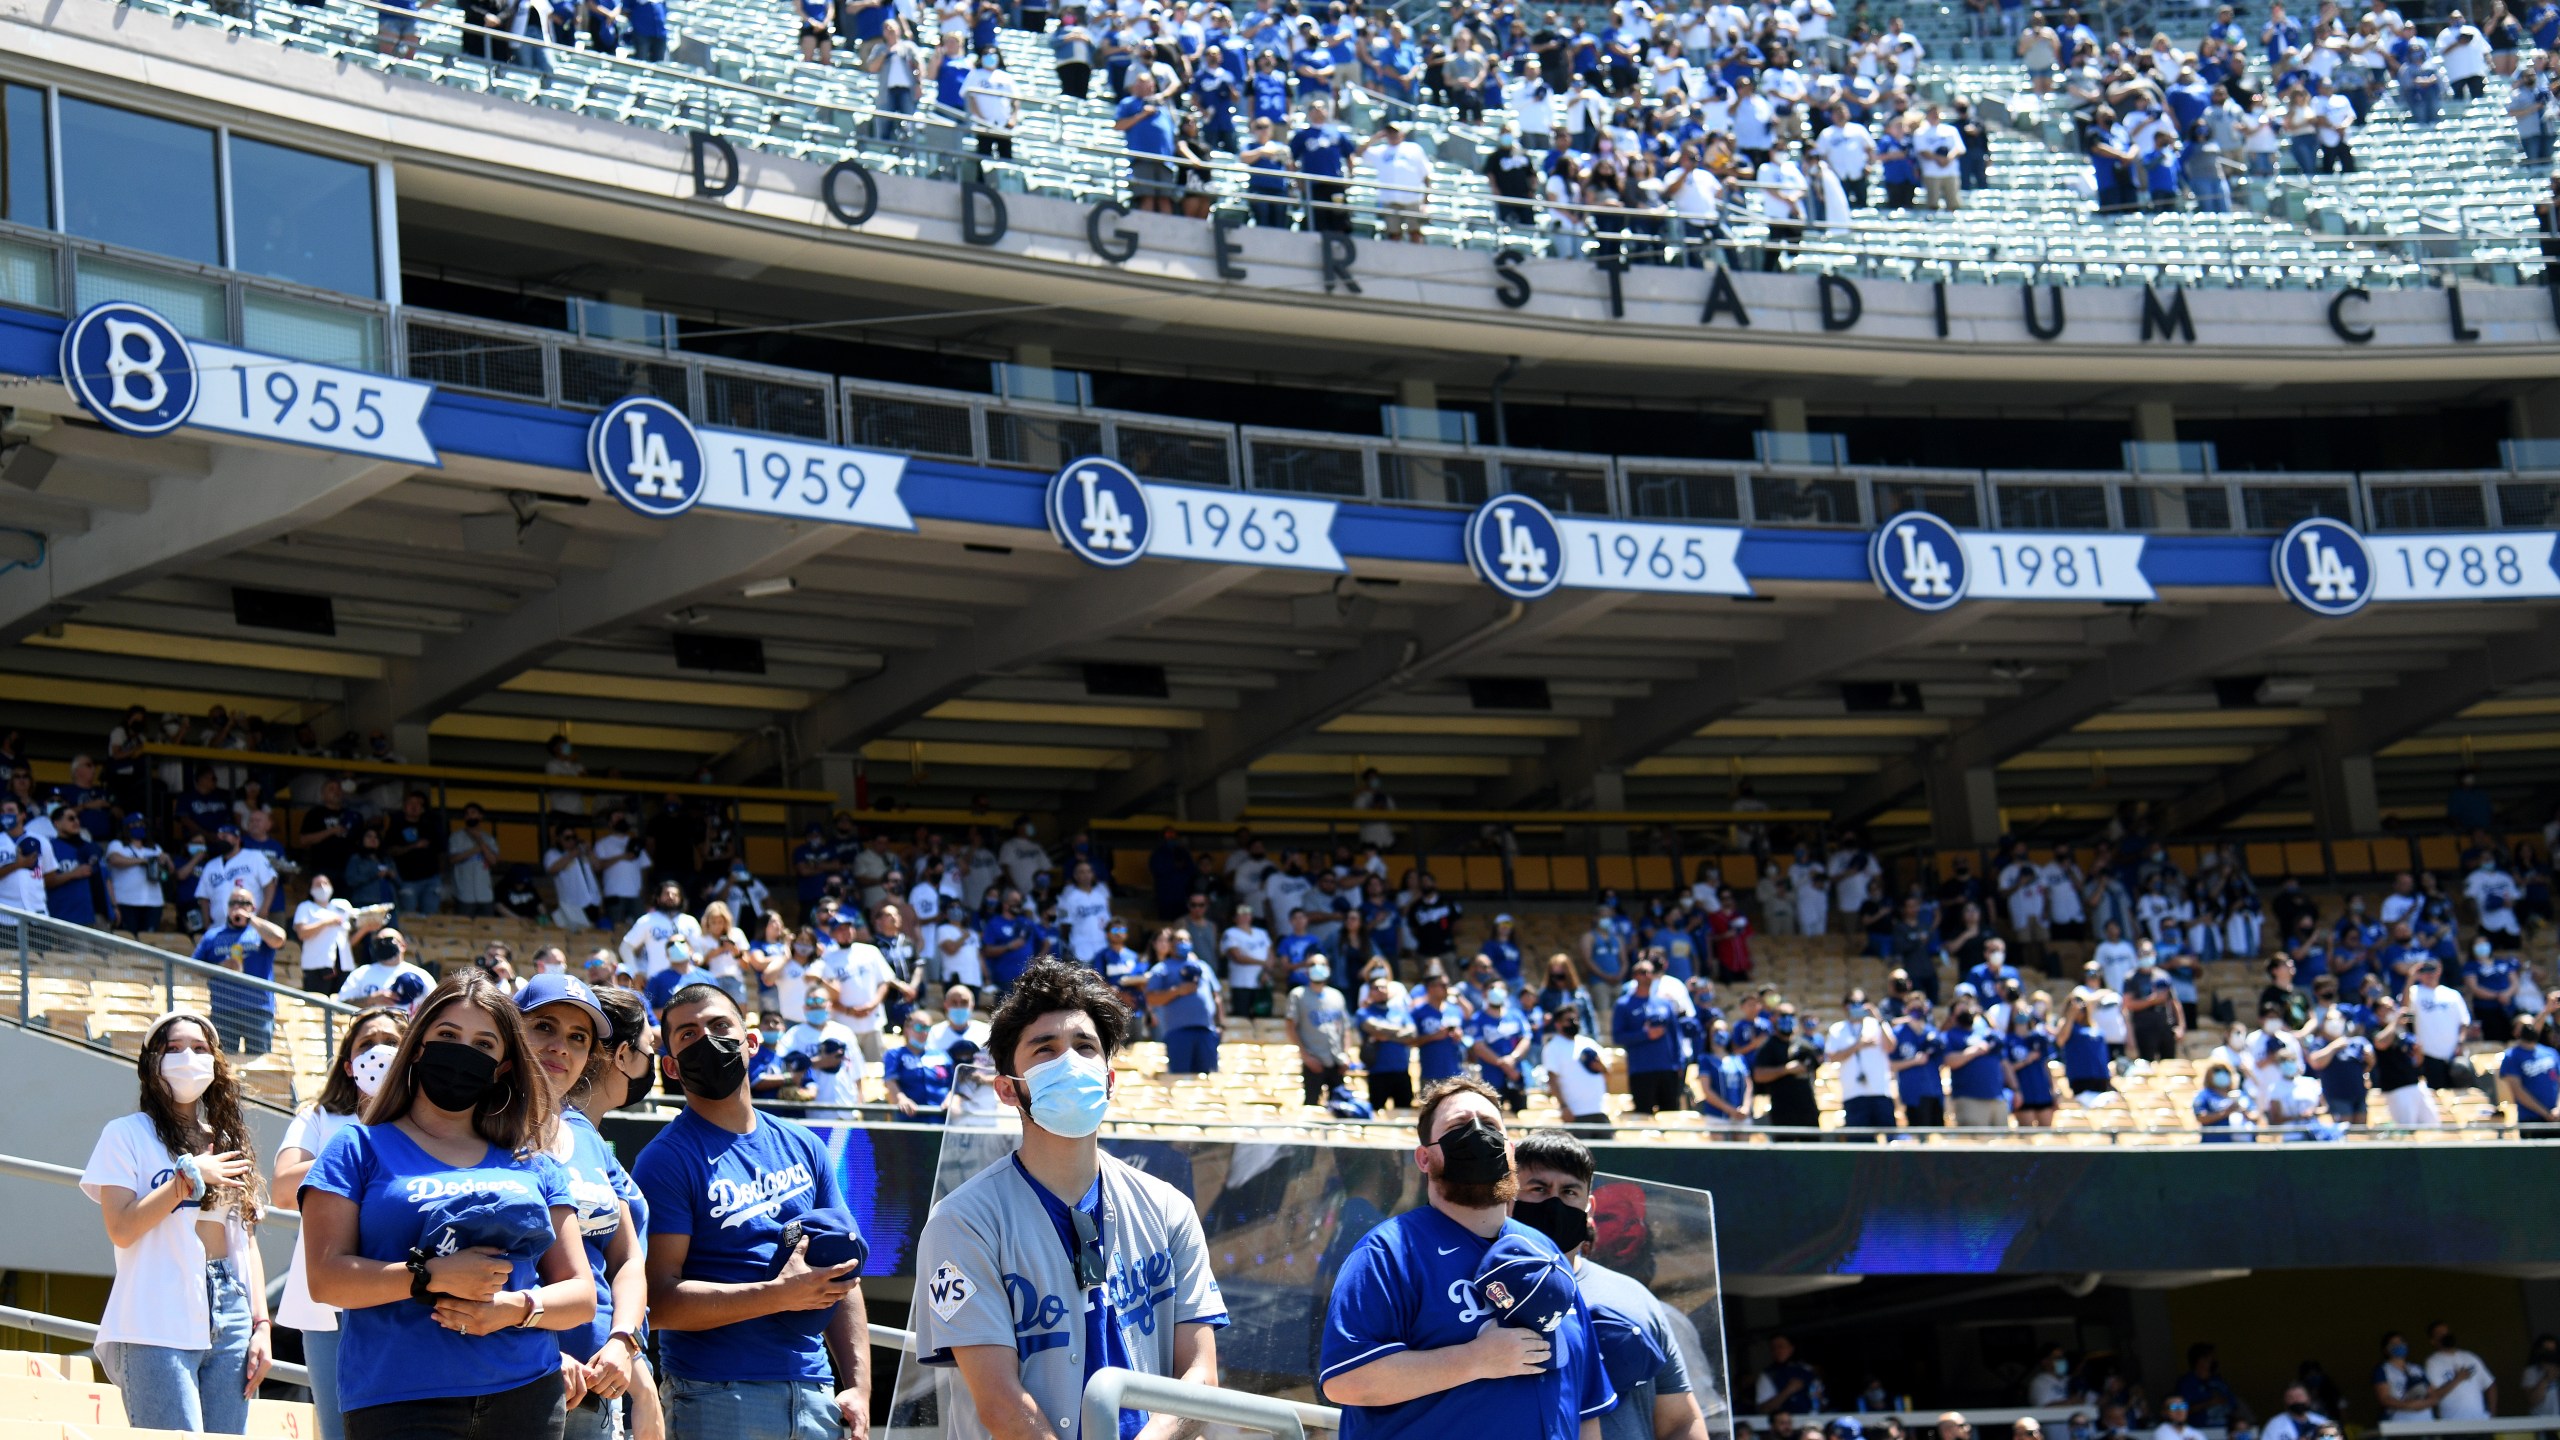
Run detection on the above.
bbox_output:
[516,973,608,1030]
[390,971,430,1004]
[768,1207,867,1278]
[124,815,148,835]
[1476,1233,1575,1354]
[214,822,240,837]
[1590,1302,1667,1391]
[15,836,40,859]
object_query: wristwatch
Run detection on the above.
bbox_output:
[513,1291,546,1330]
[407,1247,437,1303]
[606,1327,644,1354]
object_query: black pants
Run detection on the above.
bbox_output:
[1842,176,1870,208]
[346,1373,565,1440]
[2456,74,2487,98]
[975,133,1013,159]
[1904,1096,1946,1128]
[1368,1069,1414,1111]
[1310,180,1350,232]
[1057,62,1091,98]
[2133,1022,2177,1062]
[1628,1069,1685,1114]
[1885,181,1917,209]
[2482,1006,2516,1044]
[1303,1063,1347,1105]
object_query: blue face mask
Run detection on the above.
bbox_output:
[947,1006,972,1027]
[1019,1049,1111,1138]
[1773,1015,1796,1035]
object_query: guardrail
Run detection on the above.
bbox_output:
[1085,1367,1339,1439]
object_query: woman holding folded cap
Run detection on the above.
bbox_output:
[274,1007,412,1440]
[516,974,652,1440]
[80,1010,273,1433]
[301,970,596,1440]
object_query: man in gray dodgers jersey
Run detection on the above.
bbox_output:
[914,961,1227,1440]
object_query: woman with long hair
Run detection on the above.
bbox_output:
[695,900,747,1008]
[274,1007,412,1440]
[515,976,650,1440]
[301,971,596,1439]
[80,1010,272,1432]
[746,911,797,1024]
[576,986,664,1439]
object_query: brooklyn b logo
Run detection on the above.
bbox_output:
[101,318,170,413]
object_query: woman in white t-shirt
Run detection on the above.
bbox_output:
[80,1010,274,1432]
[294,876,390,999]
[695,899,750,1005]
[272,1007,410,1440]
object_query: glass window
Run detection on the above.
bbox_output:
[228,137,378,298]
[2,85,48,228]
[59,98,218,265]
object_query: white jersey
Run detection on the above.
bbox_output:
[914,1143,1229,1440]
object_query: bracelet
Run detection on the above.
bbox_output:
[408,1248,437,1303]
[173,1153,206,1203]
[250,1316,271,1330]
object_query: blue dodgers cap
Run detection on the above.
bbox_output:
[767,1206,868,1279]
[124,815,149,835]
[390,971,430,1004]
[516,972,609,1030]
[14,836,38,859]
[1475,1233,1576,1356]
[1589,1301,1667,1391]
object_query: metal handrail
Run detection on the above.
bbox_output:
[4,905,362,1019]
[1084,1366,1339,1439]
[0,1149,300,1230]
[0,1302,313,1388]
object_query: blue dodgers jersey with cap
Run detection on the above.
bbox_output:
[300,1123,573,1412]
[1320,1209,1616,1440]
[556,1110,631,1363]
[632,1107,848,1382]
[914,1150,1228,1440]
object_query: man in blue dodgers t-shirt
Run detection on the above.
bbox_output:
[1320,1075,1616,1440]
[913,960,1227,1440]
[634,981,872,1440]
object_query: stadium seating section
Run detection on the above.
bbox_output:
[92,0,2546,289]
[0,1351,319,1439]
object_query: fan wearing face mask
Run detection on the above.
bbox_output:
[630,979,870,1438]
[914,960,1228,1440]
[1320,1077,1616,1440]
[81,1010,274,1433]
[300,971,598,1439]
[273,1006,412,1440]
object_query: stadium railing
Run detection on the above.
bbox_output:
[1085,1366,1339,1438]
[3,903,362,1111]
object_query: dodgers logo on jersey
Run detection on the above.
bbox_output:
[588,397,707,519]
[1869,510,1969,612]
[2272,517,2373,617]
[60,302,199,438]
[1446,1277,1495,1325]
[1465,495,1565,601]
[1048,458,1152,568]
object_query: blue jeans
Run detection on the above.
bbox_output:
[2287,134,2321,175]
[2406,83,2443,124]
[1164,1025,1220,1073]
[664,1377,842,1440]
[98,1258,253,1434]
[304,1326,345,1440]
[396,876,442,916]
[872,84,916,141]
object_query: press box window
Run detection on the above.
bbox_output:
[1,84,47,228]
[59,97,221,266]
[230,137,379,299]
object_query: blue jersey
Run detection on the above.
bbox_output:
[1290,122,1353,178]
[1358,1002,1412,1074]
[1702,1054,1749,1113]
[2004,1032,2056,1107]
[1945,1025,2005,1100]
[194,922,276,1020]
[2503,1044,2560,1114]
[2317,1037,2373,1112]
[792,842,832,903]
[46,837,97,926]
[632,1109,850,1383]
[1277,934,1323,987]
[2059,1024,2109,1083]
[1116,94,1176,154]
[1249,70,1291,121]
[556,1110,632,1363]
[982,914,1032,988]
[1145,957,1219,1034]
[627,0,665,35]
[1479,939,1523,986]
[885,1045,954,1109]
[1319,1209,1615,1440]
[1613,991,1682,1074]
[1465,1009,1530,1086]
[1193,65,1239,125]
[1890,1021,1944,1103]
[303,1124,570,1411]
[1412,1000,1466,1082]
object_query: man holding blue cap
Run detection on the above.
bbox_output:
[196,886,285,1054]
[0,798,50,918]
[1320,1075,1615,1440]
[41,808,102,929]
[635,979,870,1439]
[192,823,275,929]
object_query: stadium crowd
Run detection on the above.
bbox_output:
[369,0,2560,250]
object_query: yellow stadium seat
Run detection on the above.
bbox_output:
[2246,842,2289,876]
[2419,835,2461,870]
[0,1376,124,1425]
[1594,856,1637,892]
[1550,856,1590,892]
[1512,856,1552,892]
[2284,841,2326,878]
[1462,855,1505,893]
[2167,844,2199,873]
[2330,839,2373,876]
[1722,853,1757,888]
[1112,852,1151,889]
[1633,856,1674,891]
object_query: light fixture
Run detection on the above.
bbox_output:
[740,576,798,600]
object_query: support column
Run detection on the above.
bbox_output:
[2305,745,2381,837]
[815,755,862,813]
[389,723,433,769]
[1015,344,1062,469]
[1764,395,1809,436]
[2508,382,2560,448]
[1394,377,1448,502]
[1924,760,2003,849]
[2130,400,2177,444]
[1591,767,1629,855]
[1201,768,1252,823]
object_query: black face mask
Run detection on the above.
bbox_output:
[676,1033,748,1100]
[413,1041,502,1112]
[1512,1195,1592,1253]
[1436,1120,1511,1184]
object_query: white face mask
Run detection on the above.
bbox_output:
[161,1050,217,1104]
[351,1043,399,1098]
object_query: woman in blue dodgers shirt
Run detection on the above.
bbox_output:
[516,974,653,1440]
[633,979,872,1440]
[1320,1074,1615,1440]
[913,960,1228,1440]
[302,970,597,1440]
